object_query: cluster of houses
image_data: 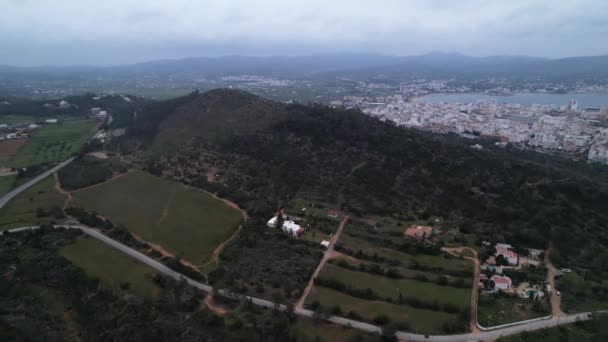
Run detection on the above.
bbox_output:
[0,119,60,141]
[479,242,548,301]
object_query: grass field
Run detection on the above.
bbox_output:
[320,263,471,307]
[306,286,457,334]
[0,115,39,125]
[477,295,549,327]
[71,170,244,266]
[8,119,97,168]
[338,233,471,272]
[60,235,160,298]
[0,175,67,229]
[0,175,16,196]
[291,318,381,342]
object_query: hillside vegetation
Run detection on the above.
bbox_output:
[113,89,608,306]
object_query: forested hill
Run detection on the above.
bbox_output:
[113,89,608,282]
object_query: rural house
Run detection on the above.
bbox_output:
[495,245,519,265]
[404,225,433,239]
[491,275,513,291]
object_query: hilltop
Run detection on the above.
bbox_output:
[111,89,608,289]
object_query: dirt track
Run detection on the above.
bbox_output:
[441,246,481,333]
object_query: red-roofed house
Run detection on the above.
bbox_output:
[404,225,433,239]
[495,246,519,265]
[491,275,513,291]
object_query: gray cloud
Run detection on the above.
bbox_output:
[0,0,607,65]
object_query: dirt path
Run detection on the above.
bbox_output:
[296,215,349,309]
[545,245,566,317]
[158,188,178,224]
[201,225,243,268]
[441,246,480,333]
[203,294,229,315]
[62,310,82,342]
[87,151,109,159]
[53,173,73,209]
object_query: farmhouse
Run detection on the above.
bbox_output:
[491,275,513,291]
[404,225,433,239]
[267,216,305,237]
[495,245,519,265]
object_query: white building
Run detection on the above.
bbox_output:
[267,216,304,237]
[588,142,608,164]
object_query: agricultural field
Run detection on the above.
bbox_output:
[60,235,160,298]
[306,286,457,334]
[304,219,474,334]
[0,175,67,229]
[0,175,16,196]
[71,170,244,267]
[291,318,382,342]
[0,138,28,165]
[0,115,39,125]
[319,263,470,307]
[8,119,97,168]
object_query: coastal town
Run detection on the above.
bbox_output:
[331,81,608,164]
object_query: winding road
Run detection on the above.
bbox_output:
[4,224,604,342]
[0,157,75,209]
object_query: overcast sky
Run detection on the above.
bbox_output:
[1,0,607,66]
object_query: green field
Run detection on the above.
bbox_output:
[477,295,549,327]
[60,235,160,298]
[338,233,471,272]
[0,115,39,125]
[0,175,16,196]
[320,263,470,307]
[71,170,244,266]
[306,286,457,334]
[291,318,381,342]
[9,119,97,168]
[0,175,66,229]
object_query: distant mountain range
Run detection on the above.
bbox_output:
[1,52,608,81]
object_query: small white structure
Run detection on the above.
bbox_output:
[27,124,39,129]
[320,240,330,249]
[267,216,304,237]
[45,119,58,124]
[58,100,70,108]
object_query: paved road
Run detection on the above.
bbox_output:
[0,157,75,209]
[5,225,604,342]
[296,215,349,309]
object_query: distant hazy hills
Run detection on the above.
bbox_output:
[2,52,608,81]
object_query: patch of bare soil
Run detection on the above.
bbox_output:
[0,138,27,157]
[203,295,229,315]
[87,151,109,159]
